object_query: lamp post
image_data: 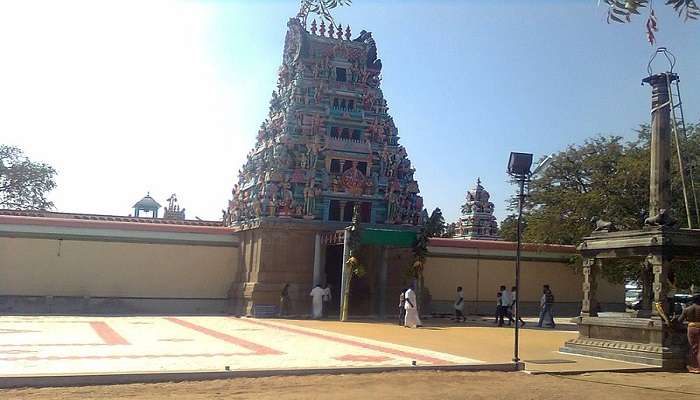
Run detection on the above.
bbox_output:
[507,152,533,367]
[506,152,552,367]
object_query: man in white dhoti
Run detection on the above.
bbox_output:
[310,284,324,319]
[403,286,422,328]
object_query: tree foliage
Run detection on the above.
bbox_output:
[503,123,700,288]
[444,222,457,238]
[0,145,57,210]
[498,214,520,242]
[425,207,446,238]
[601,0,699,44]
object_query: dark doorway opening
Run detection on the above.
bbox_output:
[324,244,343,315]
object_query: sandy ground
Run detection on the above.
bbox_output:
[4,371,700,400]
[282,318,647,372]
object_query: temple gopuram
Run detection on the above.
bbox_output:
[223,11,422,316]
[225,21,421,226]
[453,178,500,240]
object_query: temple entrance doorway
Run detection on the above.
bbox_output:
[324,244,343,316]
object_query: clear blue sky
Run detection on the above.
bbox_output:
[2,1,699,222]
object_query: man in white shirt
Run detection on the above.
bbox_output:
[310,284,325,319]
[322,283,332,317]
[454,286,465,322]
[511,286,526,327]
[499,285,514,326]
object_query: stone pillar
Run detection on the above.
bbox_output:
[339,201,347,221]
[313,233,322,286]
[647,253,670,320]
[377,246,389,318]
[642,73,677,217]
[581,257,599,317]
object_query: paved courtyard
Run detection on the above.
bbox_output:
[0,316,479,376]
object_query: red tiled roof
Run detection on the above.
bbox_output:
[0,209,222,226]
[0,209,232,235]
[428,237,576,254]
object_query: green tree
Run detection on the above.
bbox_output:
[0,145,57,210]
[498,214,520,242]
[502,123,700,289]
[425,207,446,238]
[601,0,699,44]
[407,227,429,309]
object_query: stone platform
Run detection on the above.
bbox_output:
[560,316,685,369]
[563,227,700,370]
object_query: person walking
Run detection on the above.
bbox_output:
[404,286,422,328]
[675,294,700,373]
[398,288,406,326]
[537,284,556,328]
[279,283,291,317]
[454,286,465,322]
[511,286,526,327]
[322,283,332,318]
[310,284,324,319]
[500,285,514,326]
[495,292,504,326]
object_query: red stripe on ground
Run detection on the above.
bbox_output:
[235,319,451,365]
[0,352,258,362]
[89,321,129,345]
[0,343,107,347]
[165,317,282,355]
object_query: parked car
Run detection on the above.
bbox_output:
[632,293,694,315]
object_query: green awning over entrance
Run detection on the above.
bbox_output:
[360,229,416,247]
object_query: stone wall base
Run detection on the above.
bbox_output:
[560,316,687,370]
[0,295,230,315]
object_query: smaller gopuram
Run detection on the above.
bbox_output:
[454,178,500,240]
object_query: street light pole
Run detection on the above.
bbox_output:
[513,177,525,364]
[507,151,537,370]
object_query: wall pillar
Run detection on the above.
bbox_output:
[339,201,347,221]
[378,246,388,318]
[581,257,599,317]
[313,233,322,286]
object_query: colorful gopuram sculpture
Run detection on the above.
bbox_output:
[454,178,500,240]
[224,15,422,227]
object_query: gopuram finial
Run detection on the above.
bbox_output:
[297,0,351,32]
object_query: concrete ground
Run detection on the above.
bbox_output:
[3,314,698,399]
[0,316,478,377]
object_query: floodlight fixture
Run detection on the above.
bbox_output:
[507,152,533,177]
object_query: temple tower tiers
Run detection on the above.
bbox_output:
[225,17,422,227]
[454,178,499,240]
